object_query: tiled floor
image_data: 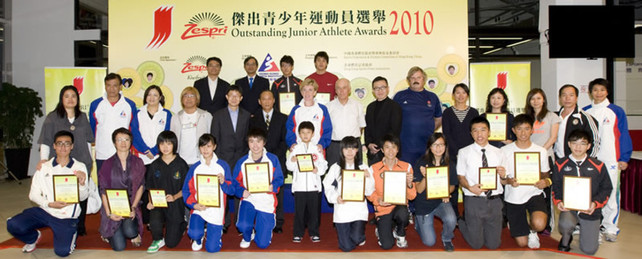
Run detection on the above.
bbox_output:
[1,177,640,258]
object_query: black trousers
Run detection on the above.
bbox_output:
[77,199,88,233]
[376,205,409,250]
[149,204,186,248]
[224,196,240,231]
[275,186,284,229]
[293,191,321,237]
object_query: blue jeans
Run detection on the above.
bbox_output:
[109,218,139,251]
[414,202,457,247]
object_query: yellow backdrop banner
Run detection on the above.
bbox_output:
[469,62,531,114]
[108,0,468,111]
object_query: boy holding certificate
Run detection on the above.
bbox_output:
[7,130,89,256]
[183,134,235,253]
[286,121,328,243]
[323,136,375,251]
[552,129,612,255]
[367,134,416,249]
[145,131,189,253]
[500,114,551,249]
[456,116,508,250]
[233,128,285,249]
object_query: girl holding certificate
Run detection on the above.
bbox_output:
[367,134,416,249]
[183,134,235,253]
[412,133,458,251]
[481,88,515,148]
[145,131,189,253]
[98,128,145,251]
[323,136,375,252]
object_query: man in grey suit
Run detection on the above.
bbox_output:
[211,84,250,233]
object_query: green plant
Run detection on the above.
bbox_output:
[0,83,44,148]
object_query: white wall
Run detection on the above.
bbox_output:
[9,0,99,175]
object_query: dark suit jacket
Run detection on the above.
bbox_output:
[235,75,270,115]
[194,76,230,116]
[211,107,250,168]
[249,110,288,172]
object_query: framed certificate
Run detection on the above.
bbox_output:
[563,176,592,211]
[425,166,450,199]
[487,113,507,141]
[341,170,365,202]
[296,154,315,172]
[52,175,79,203]
[105,189,131,217]
[514,152,541,185]
[196,175,221,207]
[383,171,408,205]
[479,167,497,190]
[245,162,271,193]
[148,189,168,208]
[279,92,296,115]
[316,93,331,105]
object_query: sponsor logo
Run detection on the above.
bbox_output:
[181,12,228,40]
[73,76,84,95]
[147,6,174,49]
[564,166,572,172]
[181,55,208,73]
[257,53,281,82]
[497,72,508,90]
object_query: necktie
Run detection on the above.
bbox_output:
[265,114,270,130]
[249,77,254,89]
[481,148,491,197]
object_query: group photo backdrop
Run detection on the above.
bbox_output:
[108,0,468,111]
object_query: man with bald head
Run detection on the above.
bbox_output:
[326,78,367,166]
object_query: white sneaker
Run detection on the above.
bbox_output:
[240,231,255,248]
[191,237,204,251]
[527,231,540,249]
[598,232,604,244]
[604,232,618,242]
[572,224,580,236]
[22,230,41,253]
[392,231,408,248]
[359,240,366,246]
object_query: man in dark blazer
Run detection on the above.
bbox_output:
[194,56,230,116]
[249,90,288,233]
[365,76,402,165]
[236,56,270,116]
[211,85,250,233]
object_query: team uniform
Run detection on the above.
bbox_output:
[456,143,504,249]
[552,155,612,255]
[232,149,284,249]
[89,93,137,168]
[555,106,600,159]
[583,99,633,237]
[307,72,338,100]
[285,100,333,149]
[131,105,172,165]
[367,160,417,250]
[286,142,328,240]
[323,163,375,251]
[393,88,442,165]
[271,75,302,114]
[146,155,189,249]
[7,158,89,257]
[183,154,234,253]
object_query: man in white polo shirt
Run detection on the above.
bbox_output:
[325,78,366,166]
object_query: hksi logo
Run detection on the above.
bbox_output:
[73,76,84,95]
[181,12,228,40]
[181,55,208,73]
[147,6,174,49]
[497,72,508,90]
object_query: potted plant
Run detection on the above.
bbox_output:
[0,83,44,179]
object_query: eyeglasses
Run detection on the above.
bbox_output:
[431,143,445,148]
[116,138,131,143]
[373,86,388,91]
[569,141,589,147]
[54,141,72,147]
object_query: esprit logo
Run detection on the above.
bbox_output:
[181,55,208,73]
[497,72,508,90]
[147,6,174,49]
[181,12,228,40]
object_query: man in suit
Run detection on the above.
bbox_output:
[249,90,288,233]
[194,57,230,116]
[236,56,270,116]
[211,85,250,233]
